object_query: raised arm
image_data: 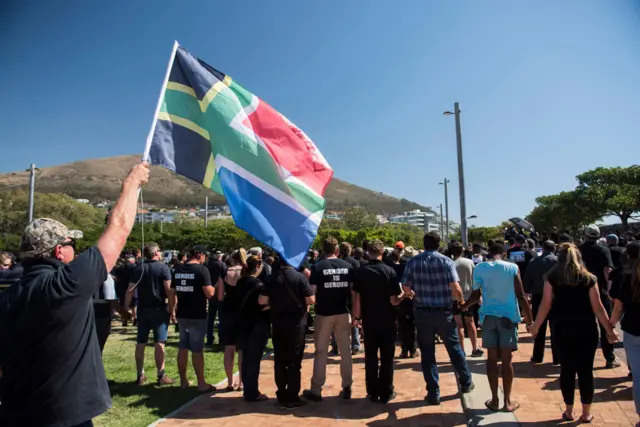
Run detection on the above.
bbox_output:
[96,163,149,272]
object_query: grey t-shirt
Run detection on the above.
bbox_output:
[455,257,475,299]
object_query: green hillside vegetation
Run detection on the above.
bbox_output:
[0,155,432,214]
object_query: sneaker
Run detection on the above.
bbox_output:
[302,389,322,402]
[409,349,420,358]
[136,374,147,386]
[351,348,360,356]
[461,382,475,394]
[367,394,379,403]
[342,386,352,400]
[425,393,440,405]
[157,374,175,386]
[380,391,397,404]
[399,350,409,359]
[471,349,484,358]
[606,359,621,369]
[330,347,339,356]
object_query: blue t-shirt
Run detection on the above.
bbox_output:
[472,260,520,324]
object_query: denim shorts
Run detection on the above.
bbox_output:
[137,306,169,344]
[481,315,518,350]
[178,318,207,352]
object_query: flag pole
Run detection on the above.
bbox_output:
[139,40,179,251]
[141,40,180,163]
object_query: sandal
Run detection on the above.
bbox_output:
[197,384,217,393]
[580,414,593,423]
[485,399,500,412]
[503,401,520,413]
[562,412,575,421]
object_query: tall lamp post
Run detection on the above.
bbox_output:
[439,178,450,242]
[443,102,469,247]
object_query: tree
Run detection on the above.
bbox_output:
[526,190,601,236]
[342,206,379,230]
[576,166,640,230]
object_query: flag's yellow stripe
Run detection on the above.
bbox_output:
[166,82,196,97]
[157,112,210,140]
[203,153,216,187]
[165,77,233,113]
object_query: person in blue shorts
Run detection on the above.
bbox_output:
[463,242,533,413]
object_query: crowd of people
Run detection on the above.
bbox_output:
[1,161,639,427]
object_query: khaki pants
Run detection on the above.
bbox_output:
[310,313,353,395]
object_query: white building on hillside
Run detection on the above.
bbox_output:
[389,210,440,232]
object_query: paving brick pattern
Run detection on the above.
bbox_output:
[156,338,468,426]
[156,328,639,427]
[504,327,638,427]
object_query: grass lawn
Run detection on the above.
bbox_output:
[95,324,244,427]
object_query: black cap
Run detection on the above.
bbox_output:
[189,245,210,257]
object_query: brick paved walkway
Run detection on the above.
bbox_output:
[504,327,638,426]
[155,337,468,426]
[155,328,639,427]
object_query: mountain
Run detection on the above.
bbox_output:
[0,155,433,214]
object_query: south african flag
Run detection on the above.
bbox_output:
[146,42,333,267]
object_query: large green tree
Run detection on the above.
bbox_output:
[526,190,602,235]
[576,166,640,229]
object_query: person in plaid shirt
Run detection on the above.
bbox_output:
[402,232,474,405]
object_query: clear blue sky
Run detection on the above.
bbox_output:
[2,1,639,226]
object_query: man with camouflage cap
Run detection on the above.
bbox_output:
[0,162,149,427]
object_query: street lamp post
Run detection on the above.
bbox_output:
[439,178,450,242]
[439,203,445,238]
[443,102,469,247]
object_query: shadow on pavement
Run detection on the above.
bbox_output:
[169,394,459,422]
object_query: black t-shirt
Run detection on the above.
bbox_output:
[341,255,360,270]
[355,258,369,267]
[610,267,640,336]
[132,260,172,308]
[310,258,354,316]
[266,268,313,321]
[0,247,111,427]
[235,276,269,333]
[609,246,624,269]
[206,258,227,285]
[113,262,136,297]
[579,241,613,294]
[507,246,537,277]
[546,267,598,334]
[353,260,401,324]
[171,263,212,319]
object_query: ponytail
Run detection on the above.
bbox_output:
[242,255,263,277]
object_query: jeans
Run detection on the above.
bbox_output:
[599,295,615,362]
[272,316,306,402]
[624,331,640,415]
[240,319,269,400]
[414,308,472,397]
[206,298,218,345]
[331,327,360,351]
[531,294,558,363]
[363,320,396,399]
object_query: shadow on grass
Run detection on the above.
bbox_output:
[107,379,200,419]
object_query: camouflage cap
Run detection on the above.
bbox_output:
[21,218,83,256]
